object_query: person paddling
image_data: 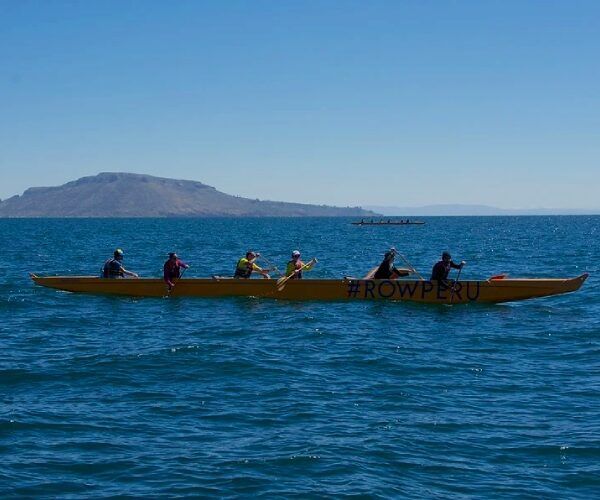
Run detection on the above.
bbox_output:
[102,248,139,278]
[164,252,189,291]
[373,248,409,279]
[234,251,270,279]
[431,251,465,283]
[285,250,316,280]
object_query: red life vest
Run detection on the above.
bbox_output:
[164,259,182,281]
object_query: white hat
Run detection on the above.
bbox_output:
[292,250,301,258]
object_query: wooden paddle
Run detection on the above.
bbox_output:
[258,254,282,277]
[396,251,425,280]
[276,258,317,292]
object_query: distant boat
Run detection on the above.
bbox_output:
[351,219,425,226]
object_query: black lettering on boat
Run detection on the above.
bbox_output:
[436,283,447,301]
[347,280,361,298]
[378,280,396,298]
[396,281,419,298]
[466,281,480,301]
[364,280,375,298]
[421,281,434,299]
[451,282,463,301]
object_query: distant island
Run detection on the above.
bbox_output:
[0,173,377,218]
[364,204,600,216]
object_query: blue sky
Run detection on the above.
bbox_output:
[1,0,598,209]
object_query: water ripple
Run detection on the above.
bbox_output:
[0,216,599,497]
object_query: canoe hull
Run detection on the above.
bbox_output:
[351,222,425,225]
[30,274,588,304]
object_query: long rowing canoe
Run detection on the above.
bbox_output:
[30,273,588,304]
[351,220,425,225]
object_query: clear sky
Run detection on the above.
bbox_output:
[1,0,599,209]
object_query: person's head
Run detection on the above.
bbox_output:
[246,250,257,259]
[114,248,124,261]
[442,251,451,262]
[169,252,178,261]
[291,250,301,260]
[384,247,397,261]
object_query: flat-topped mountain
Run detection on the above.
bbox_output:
[0,172,376,217]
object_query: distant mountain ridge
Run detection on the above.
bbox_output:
[365,204,600,216]
[0,173,376,217]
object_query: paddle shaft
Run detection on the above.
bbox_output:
[167,266,188,296]
[449,265,463,304]
[276,259,315,291]
[258,255,282,277]
[397,253,424,280]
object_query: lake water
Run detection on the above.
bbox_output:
[1,216,599,497]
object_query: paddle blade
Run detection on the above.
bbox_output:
[276,278,290,291]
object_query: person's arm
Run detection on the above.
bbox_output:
[177,259,189,269]
[450,260,465,270]
[391,266,407,278]
[122,267,139,278]
[298,258,317,274]
[252,262,270,277]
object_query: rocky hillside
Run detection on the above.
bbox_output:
[0,172,376,217]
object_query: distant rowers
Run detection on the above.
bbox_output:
[285,250,317,280]
[372,248,409,279]
[164,252,189,290]
[102,248,139,278]
[234,251,270,279]
[431,251,465,282]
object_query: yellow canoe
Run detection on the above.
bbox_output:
[30,273,588,304]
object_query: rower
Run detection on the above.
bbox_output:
[234,251,270,279]
[164,252,189,290]
[285,250,316,280]
[431,251,465,282]
[372,248,409,279]
[101,248,139,278]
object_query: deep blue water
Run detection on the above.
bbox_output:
[1,216,599,497]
